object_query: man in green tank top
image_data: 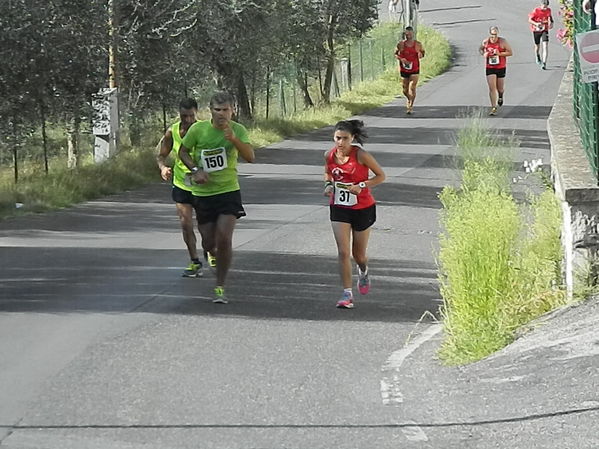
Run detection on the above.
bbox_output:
[156,98,205,277]
[179,91,255,304]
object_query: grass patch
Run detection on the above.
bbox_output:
[0,146,159,217]
[438,118,568,365]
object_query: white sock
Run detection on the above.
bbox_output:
[358,265,368,276]
[344,288,353,297]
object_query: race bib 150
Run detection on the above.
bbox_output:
[200,147,228,173]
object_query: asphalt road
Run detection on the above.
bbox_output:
[1,1,590,448]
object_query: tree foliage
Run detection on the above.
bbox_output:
[0,0,378,180]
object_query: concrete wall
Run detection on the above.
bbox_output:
[549,63,599,296]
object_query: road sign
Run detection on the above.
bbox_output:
[576,30,599,82]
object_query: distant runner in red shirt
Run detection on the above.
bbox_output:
[479,26,513,116]
[395,26,425,115]
[528,0,554,70]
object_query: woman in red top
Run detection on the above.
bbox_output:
[324,120,386,308]
[528,0,554,70]
[479,26,513,116]
[395,26,425,115]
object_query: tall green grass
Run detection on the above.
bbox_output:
[0,146,158,217]
[438,118,567,365]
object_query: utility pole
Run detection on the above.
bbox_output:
[93,0,120,163]
[108,0,117,89]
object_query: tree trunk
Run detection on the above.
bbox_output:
[40,101,49,174]
[266,68,271,119]
[321,13,337,104]
[296,68,314,108]
[129,113,142,147]
[214,63,253,122]
[11,119,18,184]
[250,73,256,116]
[67,115,80,169]
[322,53,335,104]
[236,71,252,122]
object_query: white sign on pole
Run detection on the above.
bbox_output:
[92,87,119,163]
[576,29,599,83]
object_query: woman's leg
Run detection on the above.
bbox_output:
[486,74,498,107]
[331,221,353,289]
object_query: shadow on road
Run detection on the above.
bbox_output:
[0,247,440,324]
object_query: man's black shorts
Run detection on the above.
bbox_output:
[330,204,376,232]
[172,185,195,205]
[400,71,419,79]
[533,31,549,45]
[486,67,506,78]
[193,190,246,225]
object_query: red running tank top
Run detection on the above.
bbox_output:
[483,39,507,69]
[397,40,420,73]
[529,7,552,32]
[326,146,375,210]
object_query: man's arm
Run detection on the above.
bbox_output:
[178,144,195,170]
[500,39,513,57]
[179,144,210,184]
[417,41,425,58]
[479,39,487,55]
[224,125,255,163]
[528,12,538,25]
[156,130,173,181]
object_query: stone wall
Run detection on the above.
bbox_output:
[549,63,599,296]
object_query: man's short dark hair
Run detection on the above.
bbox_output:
[405,26,414,32]
[179,98,198,110]
[209,91,236,108]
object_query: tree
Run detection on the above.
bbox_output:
[319,0,378,103]
[189,0,280,121]
[0,0,108,175]
[116,0,204,141]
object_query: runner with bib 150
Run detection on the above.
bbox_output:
[178,92,255,304]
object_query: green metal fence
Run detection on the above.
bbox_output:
[573,2,599,179]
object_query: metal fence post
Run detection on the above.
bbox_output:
[359,39,364,82]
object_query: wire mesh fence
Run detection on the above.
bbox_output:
[251,24,404,119]
[573,1,599,180]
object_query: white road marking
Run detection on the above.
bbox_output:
[383,324,443,371]
[380,324,442,443]
[403,421,430,442]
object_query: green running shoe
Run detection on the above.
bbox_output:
[182,261,203,278]
[213,286,228,304]
[207,252,217,268]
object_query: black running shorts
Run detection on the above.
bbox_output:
[193,190,246,225]
[400,71,419,79]
[533,31,549,45]
[486,67,506,78]
[330,204,376,232]
[172,185,195,205]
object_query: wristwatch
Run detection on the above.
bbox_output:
[358,182,367,189]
